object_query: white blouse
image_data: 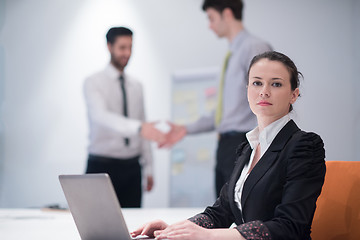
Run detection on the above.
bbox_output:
[234,114,291,219]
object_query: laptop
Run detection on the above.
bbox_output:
[59,174,154,240]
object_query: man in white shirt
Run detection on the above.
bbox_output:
[84,27,164,207]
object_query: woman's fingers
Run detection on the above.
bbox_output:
[154,230,163,237]
[131,225,146,237]
[141,223,160,237]
[156,221,205,240]
[131,220,169,237]
[133,220,203,239]
[149,220,169,236]
[157,229,194,240]
[157,220,186,235]
[133,220,213,240]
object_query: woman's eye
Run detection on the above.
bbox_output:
[252,81,262,86]
[272,82,282,87]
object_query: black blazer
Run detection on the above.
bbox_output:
[189,120,326,240]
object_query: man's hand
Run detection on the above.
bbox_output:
[146,175,154,192]
[141,122,166,144]
[159,122,187,148]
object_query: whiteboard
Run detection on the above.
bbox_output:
[170,67,220,207]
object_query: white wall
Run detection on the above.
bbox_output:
[0,0,358,208]
[244,0,359,161]
[0,0,5,204]
[353,0,360,161]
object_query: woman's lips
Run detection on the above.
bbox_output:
[257,101,272,106]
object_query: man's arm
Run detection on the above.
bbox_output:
[84,78,165,143]
[159,112,216,148]
[185,111,216,134]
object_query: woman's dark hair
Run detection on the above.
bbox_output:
[106,27,133,44]
[248,51,302,112]
[202,0,244,20]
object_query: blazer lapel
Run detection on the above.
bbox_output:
[228,143,251,224]
[241,120,300,210]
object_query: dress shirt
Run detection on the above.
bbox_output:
[83,63,152,175]
[234,114,291,214]
[186,29,272,134]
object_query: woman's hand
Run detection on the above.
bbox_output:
[131,219,169,238]
[154,220,211,240]
[155,220,245,240]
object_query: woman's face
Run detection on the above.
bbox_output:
[247,59,299,121]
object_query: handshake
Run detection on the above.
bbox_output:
[140,122,187,148]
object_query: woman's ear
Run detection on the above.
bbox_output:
[290,88,300,104]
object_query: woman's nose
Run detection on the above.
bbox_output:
[260,86,270,97]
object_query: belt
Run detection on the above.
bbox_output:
[88,154,140,165]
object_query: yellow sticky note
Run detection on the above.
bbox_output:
[197,148,210,162]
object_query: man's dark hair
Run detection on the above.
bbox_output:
[106,27,133,44]
[202,0,244,20]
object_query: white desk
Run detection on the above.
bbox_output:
[0,208,203,240]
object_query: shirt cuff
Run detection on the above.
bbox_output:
[235,220,271,240]
[129,120,142,136]
[185,123,199,134]
[143,162,153,176]
[188,214,214,229]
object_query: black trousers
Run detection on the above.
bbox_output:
[86,154,142,208]
[215,131,247,197]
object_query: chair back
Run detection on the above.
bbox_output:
[311,161,360,240]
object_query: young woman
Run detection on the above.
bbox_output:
[131,51,326,240]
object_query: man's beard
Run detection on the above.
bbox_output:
[111,55,129,71]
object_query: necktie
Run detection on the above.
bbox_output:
[119,74,130,146]
[215,51,232,126]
